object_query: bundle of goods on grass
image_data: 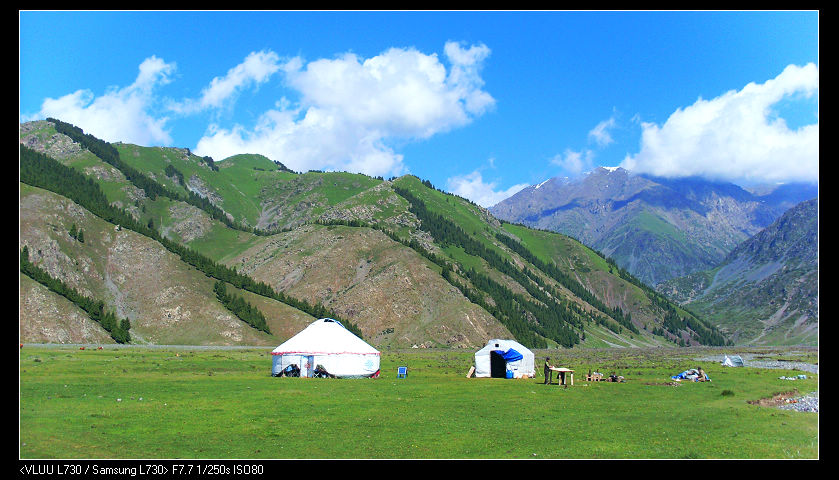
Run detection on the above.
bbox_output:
[278,364,301,377]
[671,368,710,382]
[314,365,336,378]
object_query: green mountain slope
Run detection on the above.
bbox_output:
[658,198,818,346]
[20,118,729,349]
[19,182,314,345]
[114,143,381,232]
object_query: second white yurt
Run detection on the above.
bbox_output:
[271,318,380,378]
[473,339,535,378]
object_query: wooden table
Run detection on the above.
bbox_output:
[549,367,574,386]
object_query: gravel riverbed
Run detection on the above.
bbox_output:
[695,352,818,413]
[776,391,819,413]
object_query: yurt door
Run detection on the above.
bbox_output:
[301,355,315,378]
[489,351,507,378]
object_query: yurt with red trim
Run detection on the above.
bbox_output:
[271,318,380,379]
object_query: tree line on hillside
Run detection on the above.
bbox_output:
[20,245,131,343]
[445,265,580,348]
[502,220,730,346]
[315,207,580,348]
[494,233,638,335]
[20,144,364,340]
[601,247,728,345]
[393,185,588,348]
[393,182,732,347]
[213,281,270,334]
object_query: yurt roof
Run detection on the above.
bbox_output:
[271,318,379,356]
[475,339,533,355]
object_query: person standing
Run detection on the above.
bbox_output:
[544,357,555,385]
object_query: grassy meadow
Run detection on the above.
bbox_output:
[19,346,818,459]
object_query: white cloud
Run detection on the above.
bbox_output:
[621,63,819,183]
[546,115,615,178]
[194,42,495,177]
[30,56,176,146]
[195,103,410,177]
[444,41,495,117]
[588,116,617,147]
[171,50,280,114]
[551,148,595,176]
[446,170,529,208]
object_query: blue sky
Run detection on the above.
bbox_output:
[20,11,819,207]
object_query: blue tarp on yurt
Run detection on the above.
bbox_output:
[498,348,523,362]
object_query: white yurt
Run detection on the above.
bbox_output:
[473,339,535,378]
[271,318,380,378]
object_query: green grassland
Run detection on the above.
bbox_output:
[19,346,817,459]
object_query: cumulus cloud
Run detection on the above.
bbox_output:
[170,50,280,114]
[446,169,529,208]
[546,115,616,178]
[444,41,495,117]
[621,63,819,183]
[588,116,617,147]
[551,148,595,176]
[196,106,407,176]
[194,41,495,177]
[29,56,176,146]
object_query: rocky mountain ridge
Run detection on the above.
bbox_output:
[657,198,818,345]
[490,166,816,287]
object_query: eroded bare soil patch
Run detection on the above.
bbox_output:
[747,390,799,407]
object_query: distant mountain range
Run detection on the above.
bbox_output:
[657,198,818,346]
[490,167,817,287]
